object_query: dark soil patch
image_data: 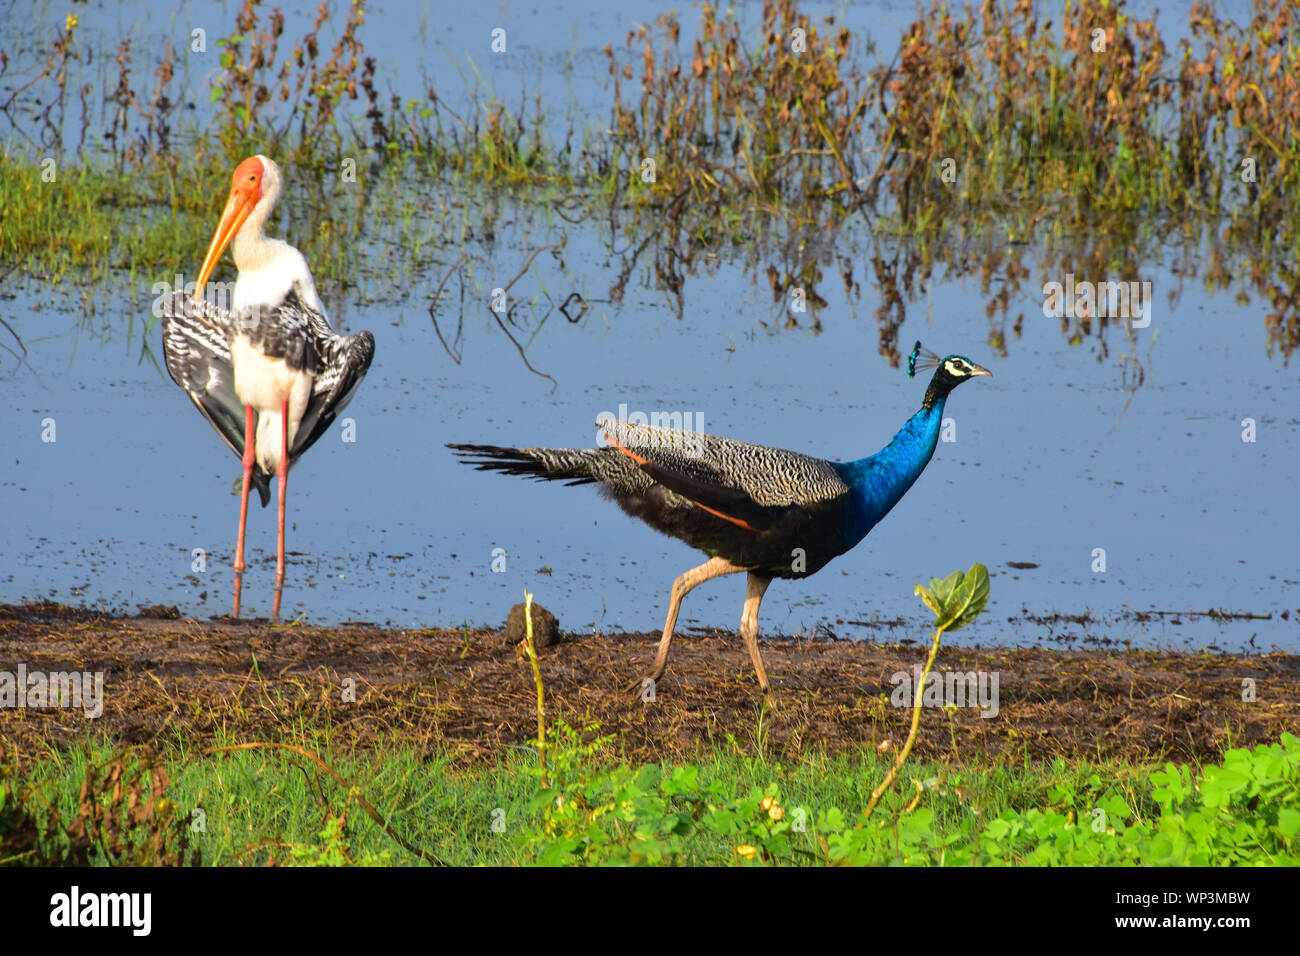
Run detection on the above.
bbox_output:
[2,602,1297,768]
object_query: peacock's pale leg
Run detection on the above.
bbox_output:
[633,555,744,692]
[740,573,773,692]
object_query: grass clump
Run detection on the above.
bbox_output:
[6,730,1297,866]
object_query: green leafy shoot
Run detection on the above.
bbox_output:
[914,562,990,632]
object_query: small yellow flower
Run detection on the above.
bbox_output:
[768,804,784,821]
[759,797,774,811]
[736,844,757,859]
[65,13,78,31]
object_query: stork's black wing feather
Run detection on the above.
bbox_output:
[160,291,271,506]
[288,292,376,460]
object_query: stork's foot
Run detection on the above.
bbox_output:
[625,673,660,698]
[625,661,670,700]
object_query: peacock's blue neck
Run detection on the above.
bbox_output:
[832,395,947,543]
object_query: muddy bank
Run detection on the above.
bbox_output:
[2,602,1296,767]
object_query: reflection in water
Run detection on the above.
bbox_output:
[2,245,1296,653]
[1,0,1296,370]
[1,0,1296,651]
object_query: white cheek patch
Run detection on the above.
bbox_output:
[945,359,965,376]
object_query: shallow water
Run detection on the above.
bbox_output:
[3,240,1296,652]
[2,0,1296,651]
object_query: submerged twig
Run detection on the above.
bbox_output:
[428,254,468,364]
[0,315,29,375]
[487,242,564,391]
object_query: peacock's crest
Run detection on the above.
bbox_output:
[907,340,943,379]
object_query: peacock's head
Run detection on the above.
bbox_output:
[933,354,992,386]
[908,341,991,406]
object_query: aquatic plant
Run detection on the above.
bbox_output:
[1,0,1296,363]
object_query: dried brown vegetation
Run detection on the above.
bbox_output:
[2,603,1296,771]
[598,0,1300,358]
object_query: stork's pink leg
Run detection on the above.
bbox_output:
[233,403,255,619]
[272,398,289,621]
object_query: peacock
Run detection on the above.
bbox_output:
[449,343,990,693]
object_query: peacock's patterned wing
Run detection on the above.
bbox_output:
[600,419,851,532]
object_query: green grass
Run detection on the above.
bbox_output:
[8,566,1296,867]
[7,725,1298,866]
[0,147,192,288]
[0,146,486,301]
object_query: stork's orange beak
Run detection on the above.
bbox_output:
[194,158,263,299]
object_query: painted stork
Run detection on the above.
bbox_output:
[160,155,375,620]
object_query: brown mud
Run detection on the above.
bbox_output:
[2,602,1297,769]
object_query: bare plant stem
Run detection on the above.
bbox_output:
[861,622,946,822]
[522,591,548,789]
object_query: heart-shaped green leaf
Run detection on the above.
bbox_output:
[938,563,989,631]
[915,563,990,631]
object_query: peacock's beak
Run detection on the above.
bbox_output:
[970,363,993,377]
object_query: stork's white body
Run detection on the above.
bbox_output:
[225,162,327,477]
[229,335,313,476]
